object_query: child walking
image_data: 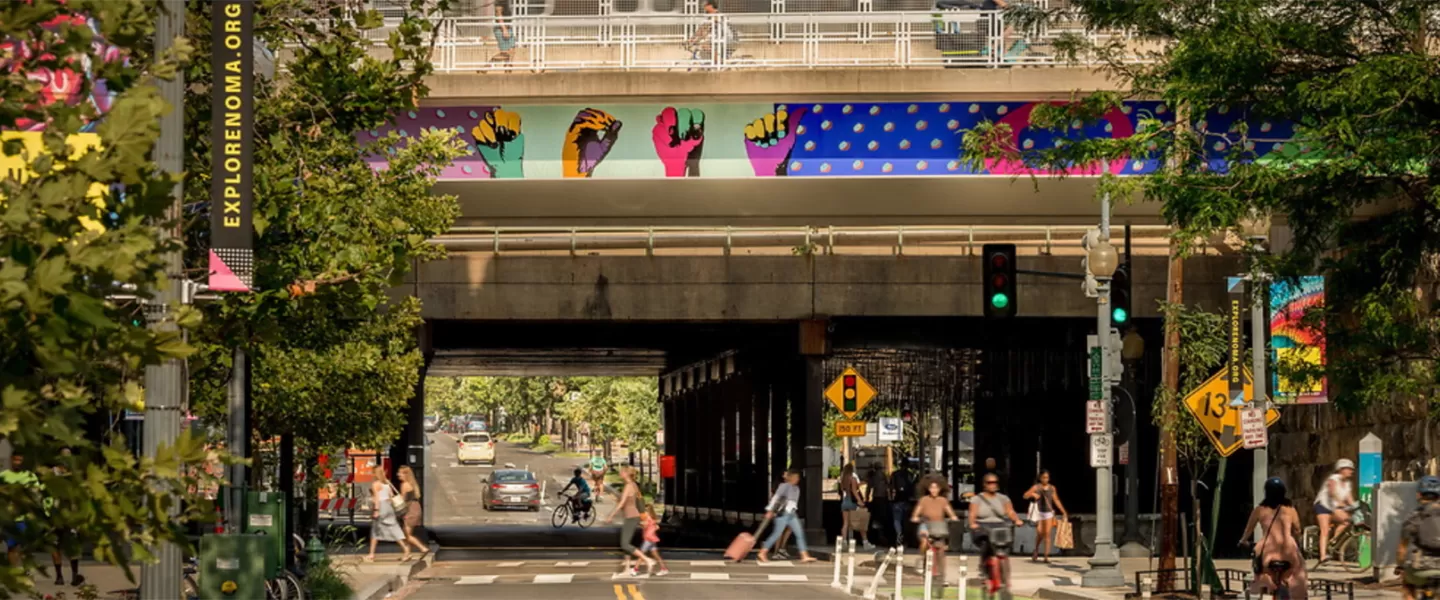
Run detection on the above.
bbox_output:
[640,506,669,576]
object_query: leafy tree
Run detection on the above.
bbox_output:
[184,0,461,456]
[967,0,1440,414]
[0,1,220,594]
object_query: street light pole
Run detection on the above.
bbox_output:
[1240,212,1271,512]
[139,1,185,597]
[1083,194,1125,588]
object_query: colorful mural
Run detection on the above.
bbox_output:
[0,13,122,132]
[1269,276,1327,404]
[365,102,1297,180]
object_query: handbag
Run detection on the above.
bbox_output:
[1053,518,1074,550]
[1026,502,1042,523]
[389,484,409,518]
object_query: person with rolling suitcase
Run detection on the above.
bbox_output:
[757,470,818,563]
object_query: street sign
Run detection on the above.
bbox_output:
[878,417,903,442]
[835,420,867,437]
[1118,441,1130,465]
[1181,367,1280,457]
[1085,401,1106,434]
[825,367,877,419]
[1090,433,1112,467]
[1240,408,1267,449]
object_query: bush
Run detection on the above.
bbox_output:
[508,434,533,445]
[494,433,509,441]
[303,558,353,600]
[536,434,553,446]
[533,443,561,454]
[828,465,842,479]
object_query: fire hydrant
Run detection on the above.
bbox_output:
[305,534,326,568]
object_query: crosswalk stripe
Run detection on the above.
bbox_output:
[455,576,497,585]
[690,572,730,580]
[496,561,525,567]
[768,574,810,582]
[689,561,729,568]
[556,561,591,567]
[758,560,794,567]
[534,574,574,584]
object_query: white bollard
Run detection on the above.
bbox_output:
[957,563,967,600]
[893,546,905,600]
[1141,576,1153,600]
[922,548,933,600]
[831,536,844,589]
[864,548,894,600]
[845,539,858,594]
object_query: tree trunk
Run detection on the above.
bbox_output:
[1158,239,1184,591]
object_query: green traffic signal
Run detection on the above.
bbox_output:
[990,293,1010,309]
[1112,307,1129,324]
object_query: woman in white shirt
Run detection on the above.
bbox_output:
[1313,459,1356,565]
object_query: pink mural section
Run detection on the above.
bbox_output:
[1,12,121,132]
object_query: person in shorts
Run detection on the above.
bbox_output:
[639,504,669,576]
[604,466,655,577]
[1397,475,1440,600]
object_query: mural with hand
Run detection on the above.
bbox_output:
[364,102,1295,180]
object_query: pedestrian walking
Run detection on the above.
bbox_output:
[49,449,83,586]
[397,466,428,556]
[2,453,39,569]
[640,504,670,576]
[604,466,656,577]
[866,465,893,547]
[839,463,873,549]
[1022,469,1068,562]
[757,470,818,563]
[365,465,415,562]
[770,475,794,559]
[890,460,916,547]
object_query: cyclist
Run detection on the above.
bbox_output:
[1314,459,1357,565]
[968,473,1025,592]
[1241,477,1307,600]
[1396,475,1440,600]
[912,477,960,588]
[559,468,593,522]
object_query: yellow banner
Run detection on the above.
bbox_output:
[1,131,108,233]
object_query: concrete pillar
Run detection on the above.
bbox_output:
[390,323,432,526]
[797,320,829,547]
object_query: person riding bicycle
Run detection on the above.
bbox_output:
[1396,475,1440,600]
[911,477,960,582]
[967,473,1025,589]
[1241,477,1308,600]
[1314,458,1357,565]
[560,467,593,521]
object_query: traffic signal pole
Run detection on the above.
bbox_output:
[1083,193,1124,588]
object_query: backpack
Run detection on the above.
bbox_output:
[1417,504,1440,553]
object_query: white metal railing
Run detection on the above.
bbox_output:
[430,225,1205,256]
[353,10,1131,72]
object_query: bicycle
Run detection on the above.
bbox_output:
[1302,503,1371,573]
[551,491,597,529]
[1262,559,1294,600]
[979,526,1014,600]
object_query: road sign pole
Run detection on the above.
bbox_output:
[1084,274,1124,587]
[1251,276,1269,515]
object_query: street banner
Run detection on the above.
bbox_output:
[1269,276,1327,404]
[209,0,255,292]
[1227,277,1245,407]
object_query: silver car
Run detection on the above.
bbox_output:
[482,469,540,511]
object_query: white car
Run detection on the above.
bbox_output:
[457,432,495,465]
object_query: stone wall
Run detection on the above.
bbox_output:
[1269,397,1437,519]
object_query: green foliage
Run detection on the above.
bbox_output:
[963,0,1440,414]
[0,1,224,595]
[559,377,661,451]
[184,0,462,452]
[1151,302,1228,474]
[301,557,353,600]
[536,434,553,446]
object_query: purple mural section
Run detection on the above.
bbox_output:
[362,107,499,179]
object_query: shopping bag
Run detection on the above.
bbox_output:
[1053,518,1074,550]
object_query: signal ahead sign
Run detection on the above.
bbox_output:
[1181,367,1280,457]
[825,367,876,420]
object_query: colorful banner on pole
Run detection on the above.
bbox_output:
[1227,277,1245,407]
[208,0,255,292]
[1269,276,1327,404]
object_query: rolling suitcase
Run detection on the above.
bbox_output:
[724,515,773,562]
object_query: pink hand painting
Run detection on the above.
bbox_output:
[652,107,705,177]
[743,106,808,176]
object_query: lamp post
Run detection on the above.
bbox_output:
[1118,329,1150,556]
[1238,210,1271,513]
[1083,215,1125,587]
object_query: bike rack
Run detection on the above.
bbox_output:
[1307,579,1355,600]
[1134,568,1251,598]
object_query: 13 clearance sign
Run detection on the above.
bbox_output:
[209,0,254,292]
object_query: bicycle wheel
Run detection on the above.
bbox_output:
[577,505,597,528]
[283,571,306,600]
[265,578,285,600]
[551,503,571,529]
[1342,533,1371,574]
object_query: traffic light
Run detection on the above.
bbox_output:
[842,374,858,412]
[1111,262,1132,325]
[982,243,1017,318]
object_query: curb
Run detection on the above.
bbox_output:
[350,544,439,600]
[1036,586,1128,600]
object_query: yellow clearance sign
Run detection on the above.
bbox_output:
[835,421,866,438]
[1181,367,1280,457]
[1,131,107,233]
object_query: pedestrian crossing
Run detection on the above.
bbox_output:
[451,572,817,585]
[441,558,830,586]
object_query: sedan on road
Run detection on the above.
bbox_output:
[457,432,496,465]
[482,469,540,511]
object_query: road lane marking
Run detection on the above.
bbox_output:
[556,561,590,567]
[627,583,646,600]
[689,560,729,568]
[534,574,573,584]
[613,584,627,600]
[455,576,497,585]
[496,561,525,567]
[768,574,809,582]
[757,560,794,567]
[690,572,730,580]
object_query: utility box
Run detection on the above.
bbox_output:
[199,534,267,600]
[243,491,286,578]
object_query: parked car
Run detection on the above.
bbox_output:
[457,432,495,465]
[423,418,437,433]
[482,469,540,511]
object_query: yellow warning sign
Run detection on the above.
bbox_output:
[835,421,867,437]
[1181,367,1280,457]
[824,367,876,419]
